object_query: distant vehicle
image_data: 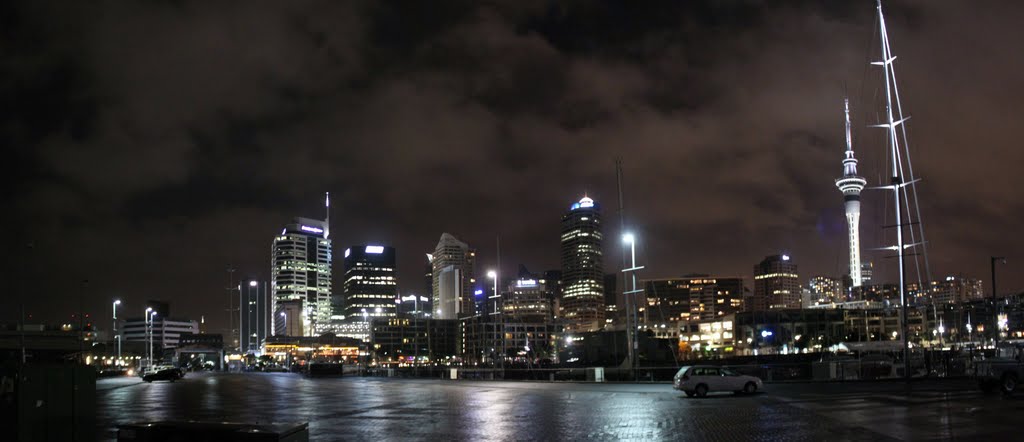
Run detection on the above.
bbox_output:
[673,366,763,398]
[142,367,182,383]
[976,345,1024,395]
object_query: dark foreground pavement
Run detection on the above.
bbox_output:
[96,373,1024,441]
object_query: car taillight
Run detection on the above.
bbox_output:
[682,375,689,381]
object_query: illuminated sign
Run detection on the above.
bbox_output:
[365,246,385,254]
[344,248,351,258]
[301,225,324,234]
[516,279,537,287]
[474,289,484,296]
[571,196,595,210]
[781,254,790,261]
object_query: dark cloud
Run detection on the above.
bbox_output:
[4,0,1024,331]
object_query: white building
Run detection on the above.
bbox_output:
[430,233,476,319]
[272,193,332,336]
[122,318,199,349]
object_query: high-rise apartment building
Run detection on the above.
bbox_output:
[342,245,398,320]
[503,277,554,324]
[644,276,745,325]
[430,233,476,320]
[930,275,984,304]
[808,275,842,305]
[752,254,800,310]
[559,196,605,332]
[271,194,332,337]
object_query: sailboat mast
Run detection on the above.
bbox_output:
[874,0,909,378]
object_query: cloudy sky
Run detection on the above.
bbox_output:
[4,0,1023,332]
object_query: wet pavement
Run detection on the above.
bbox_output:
[97,373,1024,441]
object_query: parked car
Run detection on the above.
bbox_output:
[976,345,1024,395]
[673,366,763,398]
[142,366,182,383]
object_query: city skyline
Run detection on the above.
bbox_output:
[6,1,1024,332]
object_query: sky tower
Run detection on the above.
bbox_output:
[835,98,867,287]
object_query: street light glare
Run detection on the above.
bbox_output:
[622,233,635,244]
[249,281,258,287]
[487,270,497,279]
[114,300,121,305]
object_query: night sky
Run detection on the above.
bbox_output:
[4,1,1023,334]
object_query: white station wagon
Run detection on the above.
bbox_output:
[673,365,763,397]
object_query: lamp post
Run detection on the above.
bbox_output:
[145,307,153,369]
[280,311,287,336]
[622,233,644,382]
[362,308,368,375]
[148,310,159,368]
[113,300,121,363]
[992,256,1006,345]
[486,270,503,372]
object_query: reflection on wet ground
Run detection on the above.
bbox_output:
[97,373,1022,441]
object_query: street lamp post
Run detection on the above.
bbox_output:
[362,309,368,375]
[148,310,158,368]
[280,311,287,336]
[487,270,502,371]
[992,256,1006,345]
[144,307,152,369]
[622,233,645,382]
[113,300,121,363]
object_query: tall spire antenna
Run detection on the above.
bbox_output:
[324,191,330,239]
[836,97,867,288]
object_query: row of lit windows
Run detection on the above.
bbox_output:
[754,273,799,280]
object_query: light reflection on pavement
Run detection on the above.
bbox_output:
[96,373,1023,441]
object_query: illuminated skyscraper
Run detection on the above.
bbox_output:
[431,233,476,319]
[752,254,800,310]
[342,245,398,320]
[559,196,605,332]
[836,98,868,287]
[271,193,332,336]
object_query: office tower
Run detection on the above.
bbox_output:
[808,275,842,305]
[430,233,476,319]
[930,275,985,304]
[644,275,745,325]
[559,196,605,332]
[835,98,868,288]
[271,193,332,336]
[504,277,554,324]
[752,254,800,310]
[861,262,874,285]
[342,245,398,320]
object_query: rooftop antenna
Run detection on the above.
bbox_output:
[324,192,331,239]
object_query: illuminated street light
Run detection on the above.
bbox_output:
[112,300,121,361]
